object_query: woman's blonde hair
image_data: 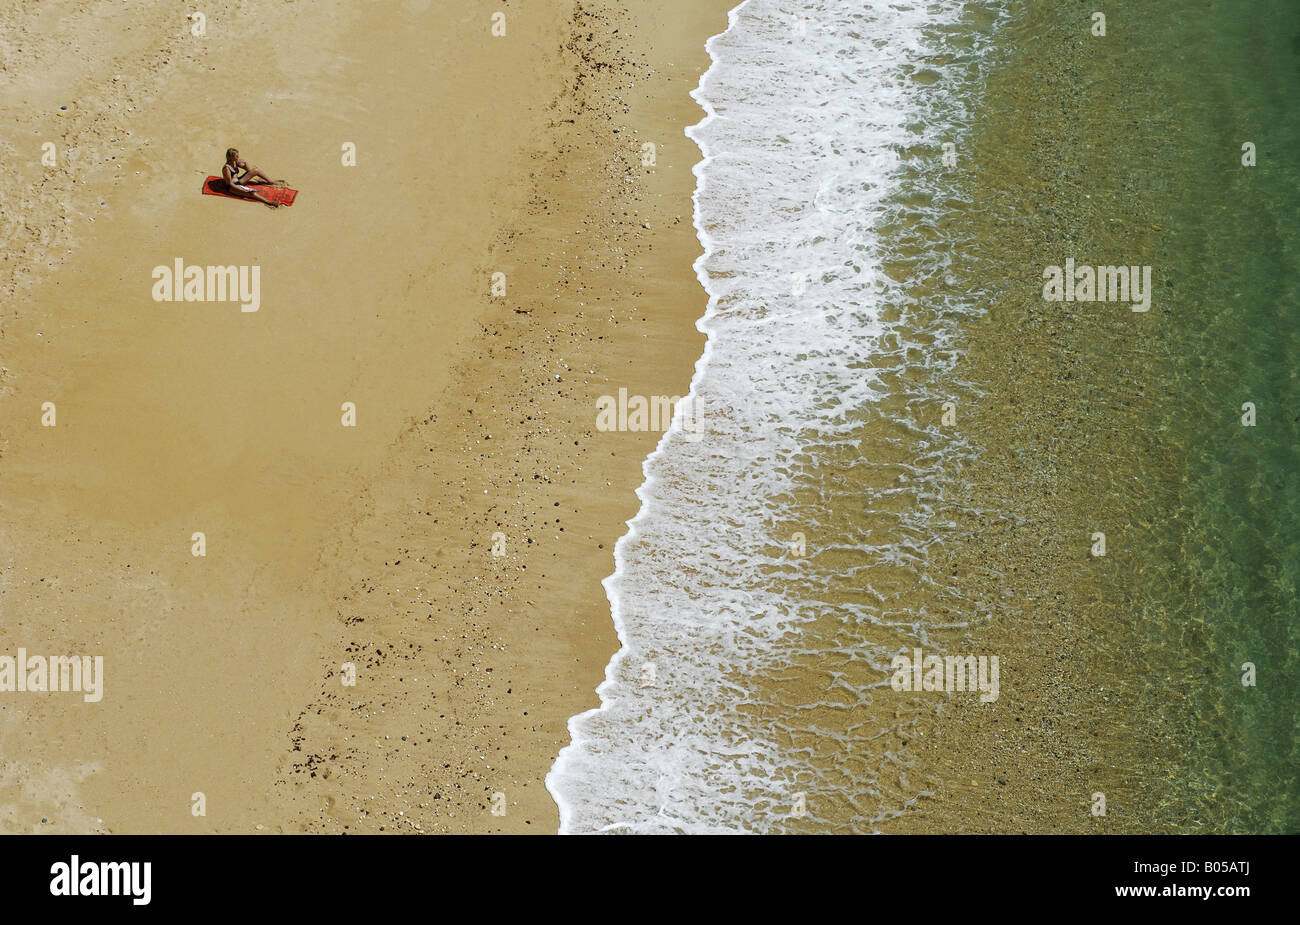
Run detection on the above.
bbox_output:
[225,147,239,161]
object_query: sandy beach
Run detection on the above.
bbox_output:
[0,0,728,833]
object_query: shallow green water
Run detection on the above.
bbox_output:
[942,0,1299,832]
[1137,0,1300,832]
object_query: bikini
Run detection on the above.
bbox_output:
[227,164,253,193]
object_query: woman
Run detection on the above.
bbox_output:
[222,148,286,207]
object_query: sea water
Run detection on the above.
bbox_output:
[547,0,1299,833]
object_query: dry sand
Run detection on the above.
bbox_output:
[0,0,729,833]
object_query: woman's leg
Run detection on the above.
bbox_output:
[237,185,279,207]
[242,166,284,186]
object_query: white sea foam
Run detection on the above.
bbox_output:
[548,0,1007,834]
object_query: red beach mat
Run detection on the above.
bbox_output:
[201,176,298,206]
